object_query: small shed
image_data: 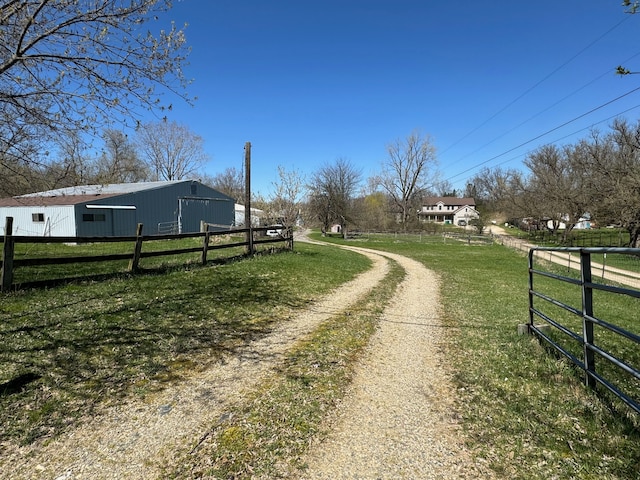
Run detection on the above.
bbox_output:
[234,204,264,227]
[0,180,234,237]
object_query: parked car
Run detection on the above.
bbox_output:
[457,220,467,226]
[266,224,284,237]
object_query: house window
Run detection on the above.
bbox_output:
[83,213,106,222]
[32,213,45,222]
[438,205,442,210]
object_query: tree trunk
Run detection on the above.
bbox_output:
[628,223,640,248]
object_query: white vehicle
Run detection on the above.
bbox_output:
[266,224,284,237]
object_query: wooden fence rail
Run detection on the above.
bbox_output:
[1,217,293,292]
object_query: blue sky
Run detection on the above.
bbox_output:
[149,1,640,197]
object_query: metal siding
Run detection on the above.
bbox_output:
[179,197,234,232]
[0,206,76,236]
[75,207,138,236]
[75,208,112,237]
[81,181,233,235]
[1,181,235,237]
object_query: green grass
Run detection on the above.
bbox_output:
[314,231,640,480]
[2,231,639,479]
[167,259,405,479]
[528,256,640,418]
[0,242,371,448]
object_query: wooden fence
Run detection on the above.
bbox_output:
[1,217,293,292]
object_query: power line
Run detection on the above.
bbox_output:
[444,86,640,182]
[462,103,640,176]
[440,15,631,159]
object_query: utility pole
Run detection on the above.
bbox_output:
[244,142,253,255]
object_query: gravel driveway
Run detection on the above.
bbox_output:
[300,246,493,479]
[5,238,493,479]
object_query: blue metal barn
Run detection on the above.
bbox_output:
[0,180,235,237]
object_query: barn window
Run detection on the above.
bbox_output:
[32,213,44,222]
[83,213,106,222]
[191,183,197,195]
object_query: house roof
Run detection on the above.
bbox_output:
[423,196,476,206]
[0,181,196,207]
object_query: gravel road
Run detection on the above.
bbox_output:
[4,238,492,479]
[300,246,493,479]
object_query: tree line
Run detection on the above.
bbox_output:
[469,119,640,247]
[0,121,209,197]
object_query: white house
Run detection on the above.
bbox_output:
[418,197,480,225]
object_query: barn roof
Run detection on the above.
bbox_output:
[0,194,121,207]
[0,181,195,207]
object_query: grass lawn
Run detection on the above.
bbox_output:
[0,242,371,448]
[314,231,640,480]
[7,235,270,286]
[2,231,639,479]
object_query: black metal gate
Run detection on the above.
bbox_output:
[528,247,640,414]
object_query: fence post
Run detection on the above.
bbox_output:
[580,250,597,389]
[287,226,294,250]
[128,223,144,272]
[201,224,210,265]
[1,217,15,292]
[528,249,535,329]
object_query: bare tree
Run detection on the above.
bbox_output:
[0,1,191,177]
[309,158,361,238]
[268,165,307,227]
[208,167,245,203]
[136,121,209,181]
[0,120,45,196]
[468,166,528,222]
[0,151,45,196]
[378,130,438,230]
[584,120,640,247]
[95,129,149,183]
[524,143,591,240]
[45,132,96,188]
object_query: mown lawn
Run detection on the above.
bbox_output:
[2,231,639,480]
[317,231,640,480]
[0,242,371,448]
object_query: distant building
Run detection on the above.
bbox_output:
[0,180,234,237]
[234,204,264,227]
[418,197,480,225]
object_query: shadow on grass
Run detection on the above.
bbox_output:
[0,252,306,446]
[9,248,289,292]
